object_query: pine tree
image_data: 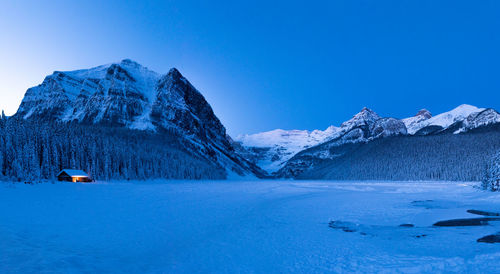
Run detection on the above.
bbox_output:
[483,151,500,191]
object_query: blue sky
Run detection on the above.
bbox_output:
[1,0,499,136]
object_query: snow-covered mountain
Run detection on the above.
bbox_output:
[459,108,500,133]
[15,59,266,178]
[401,109,432,134]
[18,60,160,129]
[238,104,500,176]
[235,126,339,172]
[275,104,500,178]
[238,107,407,173]
[405,104,487,135]
[335,107,407,141]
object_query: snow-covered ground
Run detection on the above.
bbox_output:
[1,180,500,273]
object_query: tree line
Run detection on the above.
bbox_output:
[295,128,500,182]
[0,116,225,181]
[483,151,500,191]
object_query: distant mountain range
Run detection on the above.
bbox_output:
[5,59,500,181]
[237,104,500,180]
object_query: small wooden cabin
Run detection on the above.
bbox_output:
[57,169,92,183]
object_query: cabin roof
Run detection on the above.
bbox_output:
[57,169,89,177]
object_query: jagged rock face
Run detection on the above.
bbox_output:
[402,109,432,134]
[416,109,432,119]
[17,60,158,129]
[15,59,265,178]
[370,118,407,138]
[17,73,74,120]
[340,107,380,130]
[327,108,406,147]
[459,109,500,133]
[152,68,228,146]
[77,68,148,125]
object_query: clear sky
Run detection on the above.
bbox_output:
[1,0,499,136]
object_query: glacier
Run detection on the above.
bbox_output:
[235,126,339,172]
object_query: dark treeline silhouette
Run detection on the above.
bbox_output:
[0,116,224,181]
[296,127,500,181]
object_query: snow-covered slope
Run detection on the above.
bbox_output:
[15,59,266,178]
[235,126,339,172]
[402,105,500,135]
[406,104,485,135]
[459,108,500,133]
[402,109,432,134]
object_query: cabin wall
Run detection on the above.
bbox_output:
[57,174,73,182]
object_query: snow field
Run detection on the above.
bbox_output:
[1,180,499,273]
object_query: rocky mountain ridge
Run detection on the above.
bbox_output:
[237,104,500,175]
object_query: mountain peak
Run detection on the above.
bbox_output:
[456,103,477,108]
[451,104,481,114]
[358,107,378,116]
[167,67,182,78]
[415,109,432,119]
[120,58,140,65]
[404,104,485,135]
[341,107,380,128]
[442,104,483,120]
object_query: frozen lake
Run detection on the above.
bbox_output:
[1,180,500,273]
